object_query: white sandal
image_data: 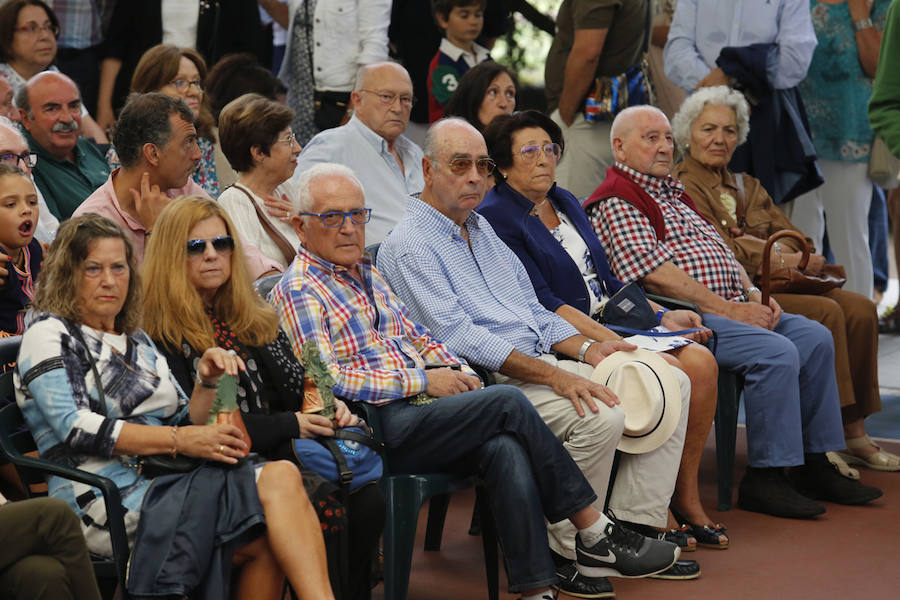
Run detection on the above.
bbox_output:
[826,451,860,480]
[835,435,900,472]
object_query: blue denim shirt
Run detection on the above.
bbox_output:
[377,197,580,371]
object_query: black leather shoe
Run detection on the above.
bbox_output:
[648,559,701,580]
[789,453,883,505]
[738,466,826,518]
[552,561,615,599]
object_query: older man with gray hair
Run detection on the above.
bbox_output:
[16,71,110,220]
[271,161,680,600]
[377,118,694,596]
[586,104,882,519]
[290,62,425,244]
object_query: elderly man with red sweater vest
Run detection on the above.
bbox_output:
[584,105,882,520]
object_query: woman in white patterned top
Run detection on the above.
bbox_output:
[15,214,335,599]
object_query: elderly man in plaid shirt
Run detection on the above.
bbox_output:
[270,162,680,600]
[586,105,882,520]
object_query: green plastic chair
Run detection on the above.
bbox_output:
[0,335,131,599]
[355,401,499,600]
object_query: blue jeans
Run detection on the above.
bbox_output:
[869,185,889,292]
[378,385,597,593]
[701,312,845,467]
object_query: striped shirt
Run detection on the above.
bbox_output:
[270,246,470,405]
[377,197,580,371]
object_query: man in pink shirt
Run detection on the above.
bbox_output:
[75,93,280,278]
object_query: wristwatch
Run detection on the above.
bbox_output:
[742,286,761,301]
[578,339,595,363]
[854,17,873,31]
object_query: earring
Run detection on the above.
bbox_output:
[499,171,508,180]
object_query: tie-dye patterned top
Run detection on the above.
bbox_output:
[14,313,190,556]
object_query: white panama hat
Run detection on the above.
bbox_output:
[591,349,682,454]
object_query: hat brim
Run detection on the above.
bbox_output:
[590,349,683,454]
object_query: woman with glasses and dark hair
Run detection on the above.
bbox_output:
[478,110,727,553]
[0,0,106,143]
[143,196,384,600]
[129,44,220,197]
[217,93,303,268]
[444,60,518,132]
[0,0,60,92]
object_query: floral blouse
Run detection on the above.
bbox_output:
[800,0,890,162]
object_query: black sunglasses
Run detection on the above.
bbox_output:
[186,236,235,256]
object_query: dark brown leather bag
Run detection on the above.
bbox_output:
[758,230,847,306]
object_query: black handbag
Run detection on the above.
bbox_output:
[597,282,704,337]
[598,282,659,330]
[69,323,203,477]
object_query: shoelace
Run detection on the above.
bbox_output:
[604,521,646,556]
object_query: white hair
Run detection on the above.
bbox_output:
[671,86,750,151]
[609,105,669,147]
[0,116,23,142]
[294,163,365,214]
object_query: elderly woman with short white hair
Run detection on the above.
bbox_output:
[672,85,897,474]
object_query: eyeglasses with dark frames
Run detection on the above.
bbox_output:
[358,90,416,108]
[186,236,235,256]
[518,143,562,163]
[436,157,496,176]
[0,152,37,169]
[299,208,372,228]
[13,22,59,37]
[170,79,203,92]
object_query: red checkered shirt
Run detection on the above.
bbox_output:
[589,163,746,302]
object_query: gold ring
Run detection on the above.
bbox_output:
[218,445,225,453]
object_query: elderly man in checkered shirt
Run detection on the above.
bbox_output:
[586,105,882,520]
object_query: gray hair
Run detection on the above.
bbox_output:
[0,115,23,143]
[609,105,670,147]
[14,71,81,120]
[294,163,365,214]
[353,61,408,92]
[671,86,750,151]
[422,116,480,159]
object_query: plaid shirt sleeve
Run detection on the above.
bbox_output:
[589,198,675,283]
[275,285,429,405]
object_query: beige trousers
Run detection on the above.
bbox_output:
[495,355,690,559]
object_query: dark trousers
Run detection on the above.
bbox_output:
[0,497,101,600]
[378,385,597,593]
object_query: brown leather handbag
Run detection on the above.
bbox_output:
[758,230,847,306]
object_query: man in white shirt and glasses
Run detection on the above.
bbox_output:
[292,61,425,244]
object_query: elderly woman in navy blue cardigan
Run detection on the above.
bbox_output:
[479,110,727,549]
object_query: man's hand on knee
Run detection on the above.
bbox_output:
[552,370,619,417]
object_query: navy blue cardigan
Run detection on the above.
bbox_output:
[478,182,624,316]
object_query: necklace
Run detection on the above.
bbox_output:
[529,197,549,216]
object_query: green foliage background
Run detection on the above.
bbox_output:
[492,0,562,85]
